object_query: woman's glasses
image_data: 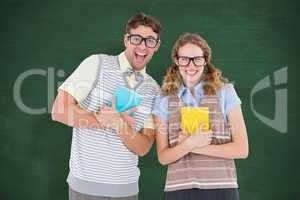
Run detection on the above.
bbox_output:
[177,56,206,67]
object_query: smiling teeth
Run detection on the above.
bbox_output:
[136,52,146,56]
[186,70,197,75]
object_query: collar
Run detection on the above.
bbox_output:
[118,52,146,76]
[178,81,204,98]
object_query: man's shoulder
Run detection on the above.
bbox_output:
[143,73,161,92]
[87,53,118,61]
[97,53,119,59]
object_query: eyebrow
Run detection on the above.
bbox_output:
[178,55,204,58]
[129,33,158,40]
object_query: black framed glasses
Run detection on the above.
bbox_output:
[127,34,159,48]
[177,56,206,67]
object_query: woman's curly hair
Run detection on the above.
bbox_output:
[161,33,228,96]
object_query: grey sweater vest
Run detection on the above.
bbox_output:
[67,54,160,197]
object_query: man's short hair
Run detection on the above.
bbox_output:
[126,12,162,37]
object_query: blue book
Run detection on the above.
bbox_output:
[107,86,143,113]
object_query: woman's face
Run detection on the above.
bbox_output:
[176,43,205,88]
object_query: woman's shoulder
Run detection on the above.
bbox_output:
[153,93,171,123]
[218,82,236,94]
[219,83,242,114]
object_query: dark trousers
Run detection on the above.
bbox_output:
[165,188,240,200]
[69,187,138,200]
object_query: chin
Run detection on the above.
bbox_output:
[133,59,150,70]
[132,64,145,71]
[184,75,201,84]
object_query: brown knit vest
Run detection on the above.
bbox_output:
[165,92,238,191]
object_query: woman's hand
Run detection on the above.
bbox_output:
[179,124,212,151]
[177,129,189,144]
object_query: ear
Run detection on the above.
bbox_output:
[154,40,161,52]
[174,57,179,66]
[204,56,208,66]
[124,34,129,47]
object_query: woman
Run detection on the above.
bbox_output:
[153,33,249,200]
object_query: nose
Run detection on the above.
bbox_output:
[138,39,147,50]
[187,61,198,69]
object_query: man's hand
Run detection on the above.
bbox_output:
[93,97,137,131]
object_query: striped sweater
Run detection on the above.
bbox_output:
[165,93,238,191]
[67,54,160,197]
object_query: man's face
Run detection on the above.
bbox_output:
[124,25,160,71]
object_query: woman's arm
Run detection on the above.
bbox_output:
[155,116,211,165]
[192,105,249,159]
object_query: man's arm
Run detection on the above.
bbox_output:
[93,101,155,157]
[51,90,101,128]
[52,89,155,156]
[118,125,155,157]
[51,54,100,127]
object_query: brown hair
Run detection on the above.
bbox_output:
[126,12,162,37]
[161,33,228,96]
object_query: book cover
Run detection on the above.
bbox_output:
[108,86,143,113]
[181,107,210,134]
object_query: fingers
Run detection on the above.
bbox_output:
[177,134,184,143]
[93,112,105,129]
[111,97,116,110]
[199,122,205,130]
[120,112,136,127]
[178,133,189,144]
[100,101,117,114]
[119,106,138,127]
[180,124,188,135]
[100,103,113,112]
[208,130,213,137]
[100,103,106,110]
[178,130,183,136]
[93,112,100,121]
[125,106,138,115]
[126,117,136,127]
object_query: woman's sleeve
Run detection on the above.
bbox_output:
[224,84,242,116]
[152,95,169,124]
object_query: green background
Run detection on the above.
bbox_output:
[0,0,299,199]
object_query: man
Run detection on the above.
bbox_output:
[51,12,161,200]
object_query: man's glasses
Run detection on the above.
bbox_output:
[177,56,206,67]
[127,34,159,48]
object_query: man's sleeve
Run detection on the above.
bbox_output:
[58,55,99,102]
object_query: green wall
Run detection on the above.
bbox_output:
[0,0,299,199]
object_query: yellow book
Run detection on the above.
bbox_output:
[181,107,209,135]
